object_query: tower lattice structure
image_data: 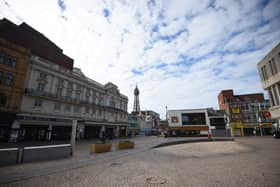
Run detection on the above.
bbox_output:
[133,85,140,113]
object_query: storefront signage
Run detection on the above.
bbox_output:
[171,116,179,123]
[16,115,72,123]
[232,108,240,114]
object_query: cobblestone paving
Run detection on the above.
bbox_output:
[1,137,280,187]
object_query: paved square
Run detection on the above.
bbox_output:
[1,137,279,187]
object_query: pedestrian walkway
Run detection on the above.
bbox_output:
[0,136,232,184]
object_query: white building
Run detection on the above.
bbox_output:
[11,55,128,142]
[257,43,280,122]
[167,108,230,137]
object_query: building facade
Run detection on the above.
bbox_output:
[138,110,160,129]
[257,43,280,134]
[167,108,228,137]
[13,55,128,142]
[0,38,30,142]
[127,114,142,136]
[0,18,128,142]
[218,89,272,136]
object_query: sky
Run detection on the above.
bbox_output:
[1,0,280,118]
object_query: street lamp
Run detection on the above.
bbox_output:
[258,116,263,136]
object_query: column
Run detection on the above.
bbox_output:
[115,126,120,137]
[47,125,52,141]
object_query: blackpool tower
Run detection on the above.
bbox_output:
[133,85,140,114]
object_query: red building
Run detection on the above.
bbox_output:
[218,89,273,136]
[0,18,73,70]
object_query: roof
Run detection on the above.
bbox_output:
[0,18,73,70]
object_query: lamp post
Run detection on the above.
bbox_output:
[258,116,263,136]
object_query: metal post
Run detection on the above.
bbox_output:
[71,120,77,156]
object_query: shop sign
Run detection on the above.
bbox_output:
[16,115,71,123]
[171,116,179,123]
[232,108,240,114]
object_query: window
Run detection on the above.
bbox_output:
[0,54,4,64]
[269,58,278,75]
[34,99,42,107]
[74,105,80,113]
[67,82,73,89]
[181,113,206,125]
[269,89,275,106]
[76,91,80,100]
[85,107,89,114]
[92,107,96,115]
[65,104,71,112]
[278,83,280,102]
[86,90,90,102]
[0,53,17,68]
[4,73,13,86]
[92,92,96,103]
[66,82,73,98]
[56,87,63,97]
[272,86,280,105]
[99,95,103,105]
[37,83,45,92]
[66,89,72,98]
[57,78,63,87]
[271,58,278,74]
[54,103,61,110]
[261,65,268,81]
[0,71,3,83]
[39,72,47,79]
[75,84,81,100]
[0,93,7,105]
[9,58,17,68]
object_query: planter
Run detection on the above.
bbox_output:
[116,141,135,150]
[90,143,112,153]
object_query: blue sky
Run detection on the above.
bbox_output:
[1,0,280,118]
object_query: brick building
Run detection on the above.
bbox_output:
[0,38,30,142]
[218,89,272,136]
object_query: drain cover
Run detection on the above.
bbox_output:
[110,162,122,166]
[146,176,167,184]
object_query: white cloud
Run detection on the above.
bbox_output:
[263,0,280,20]
[0,0,279,118]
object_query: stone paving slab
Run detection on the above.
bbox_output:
[2,137,279,187]
[0,136,208,184]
